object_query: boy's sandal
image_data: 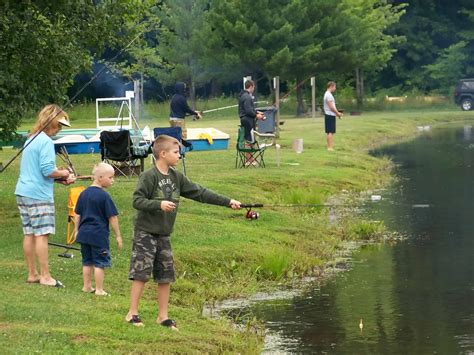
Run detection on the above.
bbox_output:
[160,319,178,329]
[128,315,144,327]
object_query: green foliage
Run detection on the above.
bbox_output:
[0,1,145,140]
[345,220,385,241]
[379,1,474,92]
[424,42,469,94]
[257,251,291,280]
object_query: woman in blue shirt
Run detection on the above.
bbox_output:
[15,104,76,288]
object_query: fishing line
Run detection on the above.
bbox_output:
[0,31,143,173]
[240,202,431,219]
[240,202,432,209]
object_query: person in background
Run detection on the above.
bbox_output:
[323,81,343,151]
[169,82,202,140]
[15,104,76,288]
[238,79,265,166]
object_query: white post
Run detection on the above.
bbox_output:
[274,76,280,138]
[311,76,316,119]
[243,76,252,89]
[134,79,140,124]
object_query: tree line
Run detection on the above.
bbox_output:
[1,0,473,139]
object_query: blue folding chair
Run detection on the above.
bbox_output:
[153,127,193,175]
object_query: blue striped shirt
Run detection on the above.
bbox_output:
[15,132,56,201]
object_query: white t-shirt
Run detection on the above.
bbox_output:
[323,90,336,116]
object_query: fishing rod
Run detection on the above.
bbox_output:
[48,241,81,258]
[0,31,143,173]
[201,101,268,115]
[240,202,431,219]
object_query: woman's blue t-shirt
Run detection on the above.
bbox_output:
[75,186,118,249]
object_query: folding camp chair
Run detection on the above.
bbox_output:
[100,130,149,177]
[153,127,193,175]
[235,126,275,168]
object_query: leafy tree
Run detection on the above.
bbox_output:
[0,1,144,140]
[278,0,321,116]
[378,0,474,92]
[208,0,294,84]
[314,0,405,108]
[424,9,474,93]
[152,0,215,107]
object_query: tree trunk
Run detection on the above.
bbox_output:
[296,79,306,117]
[210,79,222,97]
[190,78,196,110]
[355,67,364,109]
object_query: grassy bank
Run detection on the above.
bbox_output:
[1,107,473,353]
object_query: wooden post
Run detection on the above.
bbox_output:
[274,76,280,138]
[134,79,140,123]
[311,76,316,119]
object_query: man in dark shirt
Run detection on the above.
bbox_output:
[238,80,265,166]
[169,82,202,139]
[238,79,264,142]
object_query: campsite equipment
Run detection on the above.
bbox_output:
[48,186,85,258]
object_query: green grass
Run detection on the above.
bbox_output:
[1,105,474,353]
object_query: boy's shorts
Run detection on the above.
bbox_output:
[16,196,55,236]
[80,243,111,268]
[324,114,336,134]
[128,228,176,283]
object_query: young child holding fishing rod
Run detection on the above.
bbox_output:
[125,135,241,329]
[74,162,122,296]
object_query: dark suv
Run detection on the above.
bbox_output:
[454,79,474,111]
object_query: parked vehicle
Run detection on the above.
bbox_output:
[454,79,474,111]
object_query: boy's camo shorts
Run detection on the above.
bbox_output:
[128,228,176,283]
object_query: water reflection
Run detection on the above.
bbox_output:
[249,126,474,353]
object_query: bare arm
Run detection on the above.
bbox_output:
[109,216,122,250]
[49,168,70,179]
[328,101,342,118]
[74,214,80,236]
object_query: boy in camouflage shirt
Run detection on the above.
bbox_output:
[125,135,241,329]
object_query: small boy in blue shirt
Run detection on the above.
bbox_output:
[74,163,122,296]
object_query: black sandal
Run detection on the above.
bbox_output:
[128,315,144,327]
[160,319,178,329]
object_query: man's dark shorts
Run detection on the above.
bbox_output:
[240,117,255,142]
[128,229,176,283]
[80,243,111,268]
[325,114,336,134]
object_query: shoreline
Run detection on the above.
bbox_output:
[1,109,473,353]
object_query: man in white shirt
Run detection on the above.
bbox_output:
[323,81,343,151]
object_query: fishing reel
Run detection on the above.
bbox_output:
[245,208,259,220]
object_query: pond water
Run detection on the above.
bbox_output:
[247,126,474,353]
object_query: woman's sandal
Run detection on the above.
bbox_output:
[127,315,144,327]
[160,319,178,330]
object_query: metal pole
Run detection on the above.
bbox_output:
[274,76,280,138]
[311,76,316,119]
